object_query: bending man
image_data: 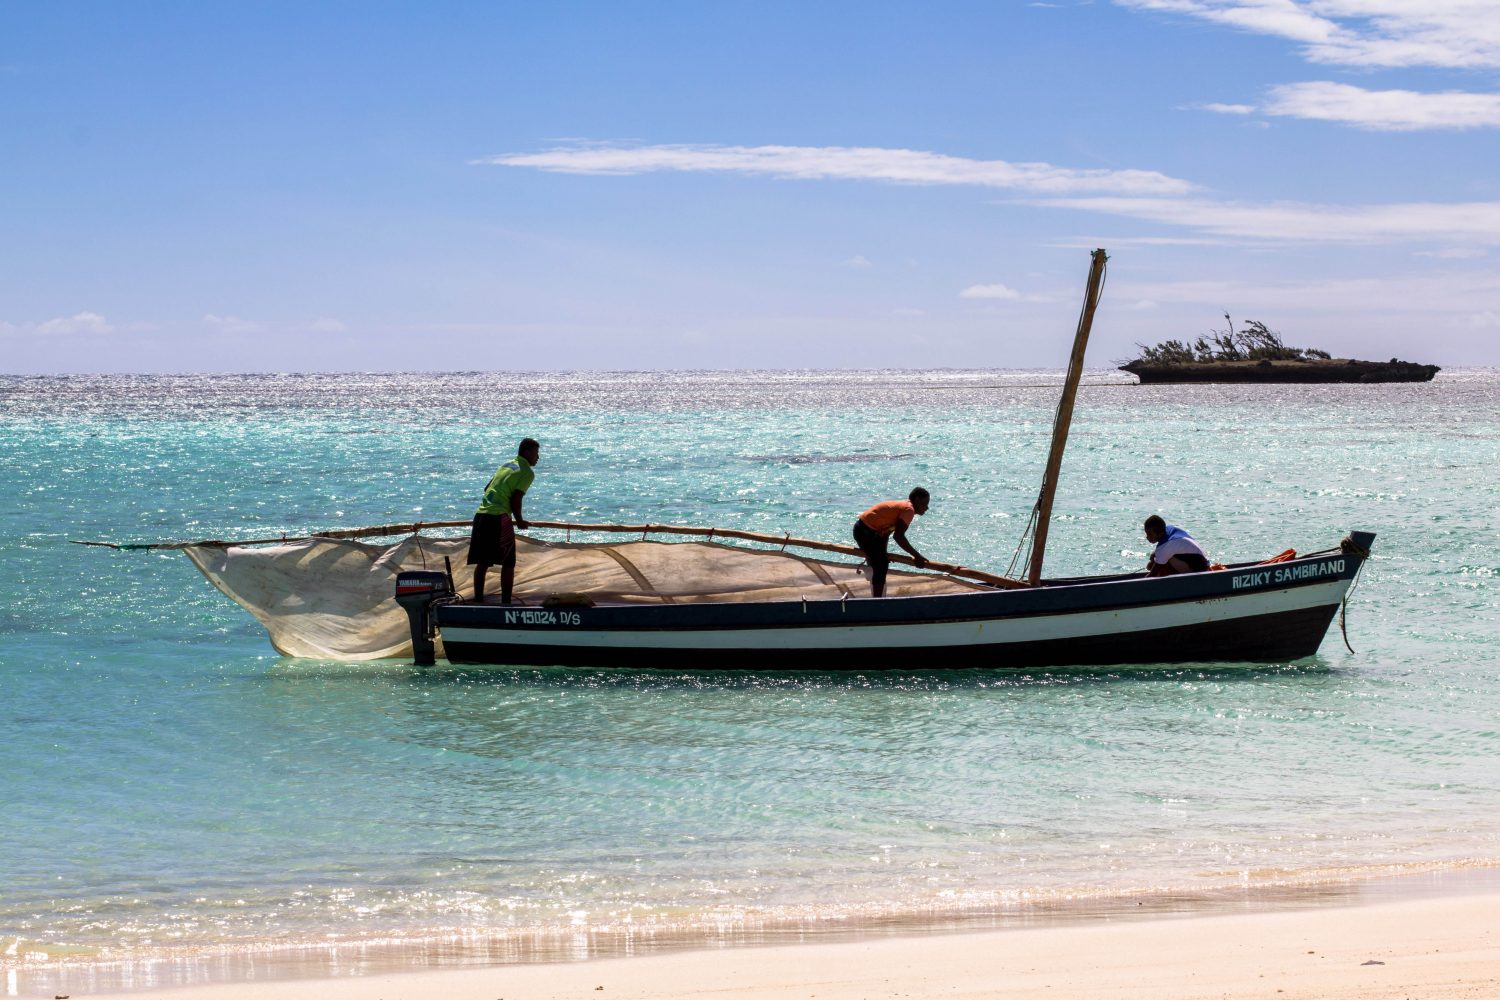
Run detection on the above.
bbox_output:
[1143,514,1210,576]
[468,437,540,604]
[853,488,930,597]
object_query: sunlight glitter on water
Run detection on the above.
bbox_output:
[3,369,1498,993]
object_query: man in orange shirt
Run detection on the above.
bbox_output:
[852,488,930,597]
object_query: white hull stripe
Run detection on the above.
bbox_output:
[441,580,1351,651]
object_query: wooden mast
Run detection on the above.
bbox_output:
[1027,248,1108,586]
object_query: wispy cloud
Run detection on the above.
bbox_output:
[1201,80,1500,129]
[1116,269,1500,313]
[202,313,261,334]
[1197,101,1257,115]
[1051,235,1235,249]
[1109,270,1500,350]
[1,311,116,336]
[960,283,1024,300]
[1266,81,1500,129]
[1035,196,1500,245]
[41,311,115,335]
[1115,0,1500,70]
[488,139,1500,249]
[482,143,1197,196]
[842,255,873,268]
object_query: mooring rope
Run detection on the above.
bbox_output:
[1337,534,1372,655]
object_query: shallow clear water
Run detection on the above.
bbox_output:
[2,369,1498,994]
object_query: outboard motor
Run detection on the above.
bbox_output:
[395,570,454,667]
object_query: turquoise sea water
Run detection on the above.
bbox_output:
[3,369,1498,995]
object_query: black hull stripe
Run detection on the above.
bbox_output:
[442,603,1344,669]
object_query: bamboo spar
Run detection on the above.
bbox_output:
[72,519,1028,589]
[1027,248,1109,586]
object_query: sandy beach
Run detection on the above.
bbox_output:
[83,890,1497,1000]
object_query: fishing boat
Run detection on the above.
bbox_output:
[82,249,1375,669]
[408,538,1371,668]
[392,249,1374,668]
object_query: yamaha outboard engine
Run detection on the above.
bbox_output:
[394,570,454,666]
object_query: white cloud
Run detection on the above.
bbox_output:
[1115,0,1337,45]
[1467,310,1500,328]
[1115,0,1500,70]
[842,255,873,268]
[308,317,348,333]
[892,307,927,316]
[1050,235,1235,249]
[202,313,261,333]
[1198,102,1257,114]
[1264,80,1500,129]
[33,311,115,335]
[487,137,1500,253]
[1,312,121,337]
[482,143,1196,196]
[1198,81,1500,130]
[1113,269,1500,315]
[960,283,1024,300]
[1035,195,1500,245]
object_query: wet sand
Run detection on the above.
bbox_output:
[81,889,1499,1000]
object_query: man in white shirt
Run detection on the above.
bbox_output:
[1143,514,1210,576]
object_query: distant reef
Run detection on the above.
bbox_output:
[1119,318,1439,384]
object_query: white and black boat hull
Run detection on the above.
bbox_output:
[418,533,1373,670]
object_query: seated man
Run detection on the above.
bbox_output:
[1143,514,1210,576]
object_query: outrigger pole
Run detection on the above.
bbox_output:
[1026,248,1109,587]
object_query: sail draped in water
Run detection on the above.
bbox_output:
[185,535,987,660]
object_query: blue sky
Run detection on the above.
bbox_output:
[4,1,1498,373]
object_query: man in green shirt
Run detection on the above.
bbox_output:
[467,437,539,604]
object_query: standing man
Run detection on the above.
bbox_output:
[1143,514,1210,576]
[852,488,930,597]
[468,437,540,604]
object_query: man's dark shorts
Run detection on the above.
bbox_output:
[467,513,516,567]
[852,519,889,567]
[1176,553,1211,573]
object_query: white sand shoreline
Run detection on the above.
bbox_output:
[29,887,1498,1000]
